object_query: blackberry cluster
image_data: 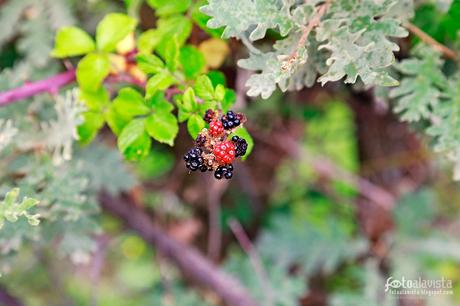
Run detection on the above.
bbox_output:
[203,109,215,123]
[232,136,248,157]
[183,147,206,172]
[184,109,248,180]
[221,111,241,130]
[214,164,234,180]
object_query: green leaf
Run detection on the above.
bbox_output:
[77,112,105,144]
[137,29,162,54]
[222,88,236,112]
[146,70,176,97]
[182,87,197,111]
[231,127,254,160]
[191,0,224,38]
[76,53,110,92]
[187,114,205,138]
[145,112,178,146]
[105,106,130,136]
[118,118,151,160]
[136,53,165,74]
[155,16,192,56]
[214,84,225,101]
[180,45,205,79]
[194,75,214,100]
[52,26,95,58]
[147,0,191,16]
[112,88,150,118]
[146,92,174,114]
[164,35,179,71]
[80,87,110,112]
[96,13,137,52]
[178,106,191,123]
[207,70,226,86]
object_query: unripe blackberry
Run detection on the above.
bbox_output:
[183,147,204,171]
[209,120,224,137]
[203,109,215,123]
[213,141,235,165]
[221,110,241,130]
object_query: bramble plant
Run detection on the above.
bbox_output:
[1,0,460,305]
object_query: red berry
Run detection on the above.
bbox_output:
[213,141,235,165]
[209,120,224,137]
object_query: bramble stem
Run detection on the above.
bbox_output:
[0,69,76,107]
[0,69,146,107]
[405,22,458,60]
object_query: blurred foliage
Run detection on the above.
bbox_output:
[1,1,460,306]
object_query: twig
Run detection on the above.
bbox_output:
[0,285,24,306]
[228,219,274,306]
[207,177,228,262]
[282,0,331,71]
[250,127,395,210]
[404,22,458,60]
[99,192,260,306]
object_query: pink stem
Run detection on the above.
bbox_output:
[0,69,77,107]
[0,69,147,107]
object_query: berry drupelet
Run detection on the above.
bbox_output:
[183,147,204,171]
[214,164,234,180]
[195,134,206,147]
[221,110,241,130]
[232,136,248,157]
[203,109,215,123]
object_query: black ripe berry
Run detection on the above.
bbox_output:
[214,164,234,180]
[195,134,206,147]
[232,136,248,157]
[203,109,215,123]
[184,147,204,171]
[221,111,241,130]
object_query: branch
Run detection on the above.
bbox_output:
[0,69,76,107]
[99,192,260,306]
[228,219,274,306]
[0,285,24,306]
[404,22,458,60]
[250,127,396,210]
[0,70,146,107]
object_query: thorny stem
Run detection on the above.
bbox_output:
[404,22,458,60]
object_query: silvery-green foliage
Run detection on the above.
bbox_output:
[392,45,460,179]
[75,143,137,195]
[202,0,411,99]
[0,0,31,48]
[38,89,85,165]
[0,188,40,230]
[0,120,18,153]
[225,252,306,306]
[257,215,368,275]
[390,46,447,122]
